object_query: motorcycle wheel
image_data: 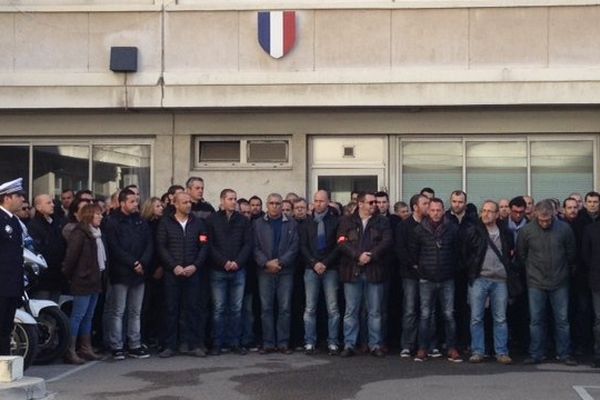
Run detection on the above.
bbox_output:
[33,306,71,365]
[11,322,39,370]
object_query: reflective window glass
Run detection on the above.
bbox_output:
[92,145,151,200]
[402,141,462,202]
[0,146,29,198]
[33,146,89,199]
[466,141,527,207]
[531,141,594,201]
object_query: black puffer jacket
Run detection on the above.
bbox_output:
[337,212,392,283]
[104,210,153,286]
[207,210,252,271]
[409,217,459,282]
[461,219,514,284]
[156,213,209,272]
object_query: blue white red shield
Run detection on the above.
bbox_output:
[258,11,296,59]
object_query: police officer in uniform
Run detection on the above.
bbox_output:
[0,178,25,355]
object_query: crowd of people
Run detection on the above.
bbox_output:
[1,176,600,369]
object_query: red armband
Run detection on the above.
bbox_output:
[337,236,347,244]
[199,234,208,244]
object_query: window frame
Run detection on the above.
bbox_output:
[194,136,292,170]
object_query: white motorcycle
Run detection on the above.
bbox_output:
[11,247,70,369]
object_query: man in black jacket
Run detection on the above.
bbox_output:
[581,217,600,368]
[29,194,67,302]
[104,189,153,360]
[570,191,600,355]
[337,192,392,358]
[300,190,341,355]
[410,198,462,363]
[206,189,252,355]
[462,200,514,364]
[0,178,25,356]
[156,192,209,358]
[395,193,429,358]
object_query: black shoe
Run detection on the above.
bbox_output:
[523,357,542,365]
[209,348,221,356]
[371,348,385,358]
[563,356,578,366]
[158,348,175,358]
[231,346,248,355]
[279,347,293,355]
[128,347,150,359]
[259,347,276,355]
[593,359,600,368]
[112,349,126,361]
[340,348,355,358]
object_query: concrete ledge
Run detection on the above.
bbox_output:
[0,377,52,400]
[0,356,23,383]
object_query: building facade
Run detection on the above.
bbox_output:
[1,0,599,205]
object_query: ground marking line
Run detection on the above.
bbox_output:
[574,385,600,400]
[45,361,100,383]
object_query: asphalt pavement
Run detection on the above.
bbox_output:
[26,351,600,400]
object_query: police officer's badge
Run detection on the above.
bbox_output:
[5,224,13,234]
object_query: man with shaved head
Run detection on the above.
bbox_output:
[299,190,341,355]
[28,194,67,302]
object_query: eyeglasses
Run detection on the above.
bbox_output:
[362,201,375,205]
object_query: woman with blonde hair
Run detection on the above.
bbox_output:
[62,204,106,364]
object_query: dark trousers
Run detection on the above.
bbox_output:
[0,296,19,355]
[164,272,201,351]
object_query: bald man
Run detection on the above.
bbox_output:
[28,194,67,302]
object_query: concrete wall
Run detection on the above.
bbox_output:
[1,2,600,108]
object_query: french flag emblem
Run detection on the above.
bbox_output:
[258,11,296,59]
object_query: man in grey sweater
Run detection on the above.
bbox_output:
[517,199,577,365]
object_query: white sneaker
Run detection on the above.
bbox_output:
[304,344,316,355]
[400,349,411,358]
[428,348,442,358]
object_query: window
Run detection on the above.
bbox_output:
[247,140,288,163]
[402,141,462,202]
[199,141,240,162]
[466,141,527,206]
[0,140,152,202]
[195,136,291,168]
[92,145,151,200]
[531,140,593,201]
[398,136,596,207]
[0,146,29,194]
[33,146,89,198]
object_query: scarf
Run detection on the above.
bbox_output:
[313,210,328,252]
[90,225,107,272]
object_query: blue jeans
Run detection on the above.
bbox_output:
[107,282,145,350]
[210,269,246,348]
[70,294,99,337]
[164,271,201,351]
[418,279,456,351]
[401,279,419,350]
[343,273,383,350]
[528,285,571,360]
[304,269,340,346]
[258,272,293,348]
[469,278,509,356]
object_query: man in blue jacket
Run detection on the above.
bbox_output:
[104,189,153,360]
[253,193,299,354]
